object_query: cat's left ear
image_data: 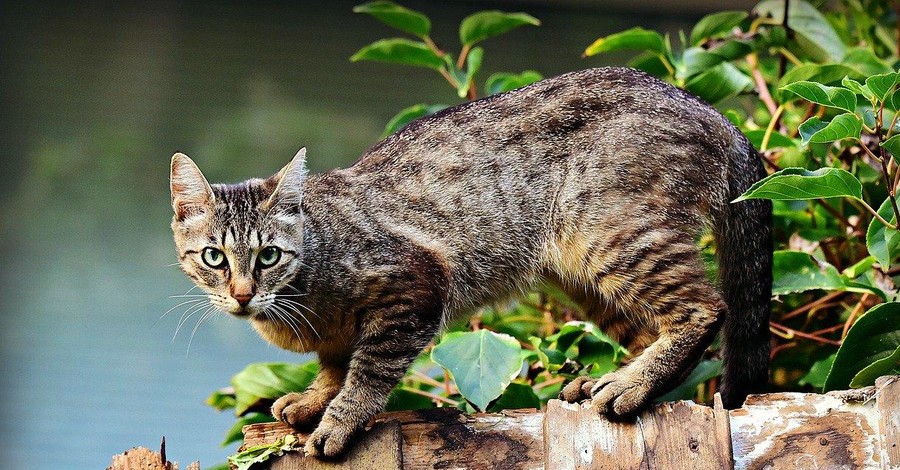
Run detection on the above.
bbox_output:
[170,152,215,223]
[266,148,308,209]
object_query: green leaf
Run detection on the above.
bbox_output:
[584,27,667,57]
[780,81,857,113]
[778,64,863,101]
[385,386,436,411]
[865,72,899,101]
[656,360,722,402]
[842,255,877,279]
[882,134,900,162]
[681,47,726,79]
[350,38,444,70]
[798,353,836,389]
[353,1,431,38]
[221,413,274,447]
[842,76,876,102]
[866,197,900,269]
[456,47,483,98]
[825,302,900,391]
[228,434,301,470]
[206,387,236,411]
[488,383,540,411]
[886,89,900,111]
[484,70,542,95]
[628,52,672,79]
[684,62,752,104]
[231,362,318,416]
[842,47,893,76]
[743,129,796,149]
[754,0,846,62]
[850,345,900,388]
[431,330,523,411]
[772,250,844,296]
[381,103,448,137]
[797,113,862,145]
[459,11,540,47]
[690,11,748,45]
[735,167,863,203]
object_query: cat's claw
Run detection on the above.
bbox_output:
[304,415,356,459]
[271,392,326,430]
[559,376,596,403]
[589,371,652,417]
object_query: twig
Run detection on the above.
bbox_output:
[770,341,798,359]
[770,321,843,346]
[533,376,566,391]
[841,294,870,338]
[761,105,785,151]
[781,291,847,320]
[399,386,460,406]
[456,44,470,69]
[778,0,791,77]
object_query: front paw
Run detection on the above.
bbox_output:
[559,376,596,403]
[304,415,358,459]
[589,370,653,417]
[271,391,328,429]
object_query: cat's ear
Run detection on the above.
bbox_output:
[170,153,215,223]
[266,148,308,209]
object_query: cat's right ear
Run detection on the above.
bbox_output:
[170,153,215,223]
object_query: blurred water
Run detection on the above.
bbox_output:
[0,1,691,467]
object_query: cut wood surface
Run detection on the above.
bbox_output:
[242,377,899,470]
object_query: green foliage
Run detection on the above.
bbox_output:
[430,330,523,411]
[825,302,900,391]
[210,3,900,460]
[228,434,301,470]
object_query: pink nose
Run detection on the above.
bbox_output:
[233,293,253,306]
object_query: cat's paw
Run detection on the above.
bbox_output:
[589,371,653,417]
[559,376,596,403]
[304,414,357,459]
[271,392,327,430]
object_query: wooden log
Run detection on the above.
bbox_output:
[543,398,732,469]
[729,392,883,469]
[243,408,543,469]
[242,378,899,470]
[876,375,900,468]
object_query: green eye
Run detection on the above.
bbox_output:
[201,247,227,268]
[257,246,281,268]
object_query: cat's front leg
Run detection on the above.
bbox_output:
[304,306,441,458]
[272,360,346,430]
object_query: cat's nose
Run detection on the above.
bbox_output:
[233,293,253,306]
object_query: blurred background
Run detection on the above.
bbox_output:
[0,1,751,467]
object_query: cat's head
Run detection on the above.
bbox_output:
[169,149,307,318]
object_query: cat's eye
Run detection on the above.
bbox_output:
[256,246,281,268]
[201,247,227,269]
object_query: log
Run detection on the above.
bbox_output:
[243,377,899,470]
[107,437,199,470]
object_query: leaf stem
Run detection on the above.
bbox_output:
[761,105,785,151]
[438,66,461,89]
[858,197,897,229]
[456,44,470,70]
[747,53,778,116]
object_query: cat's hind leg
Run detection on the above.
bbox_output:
[556,230,724,416]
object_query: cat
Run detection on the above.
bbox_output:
[169,67,772,459]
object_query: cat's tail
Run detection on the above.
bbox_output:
[714,139,772,409]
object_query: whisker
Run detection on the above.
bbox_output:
[167,294,210,298]
[267,304,307,351]
[276,298,322,340]
[173,302,211,343]
[278,298,324,322]
[158,298,206,321]
[186,307,217,356]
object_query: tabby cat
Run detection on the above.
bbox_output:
[170,67,772,458]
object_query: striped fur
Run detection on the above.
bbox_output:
[170,67,772,458]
